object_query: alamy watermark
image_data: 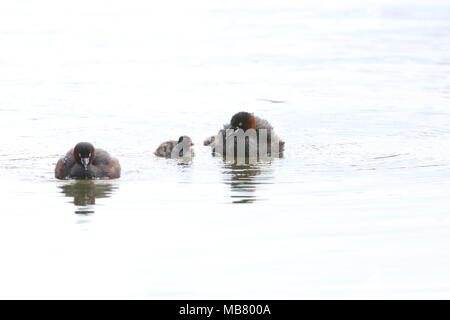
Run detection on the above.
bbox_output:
[213,129,283,164]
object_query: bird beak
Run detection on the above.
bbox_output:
[81,158,90,170]
[191,142,194,146]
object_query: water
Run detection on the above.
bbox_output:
[1,0,450,299]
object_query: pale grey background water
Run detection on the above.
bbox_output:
[1,0,450,299]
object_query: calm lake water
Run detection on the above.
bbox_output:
[1,0,450,299]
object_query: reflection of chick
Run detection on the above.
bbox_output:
[154,136,195,158]
[204,112,285,156]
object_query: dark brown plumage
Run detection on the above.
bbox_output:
[55,142,121,179]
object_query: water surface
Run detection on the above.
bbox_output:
[1,0,450,299]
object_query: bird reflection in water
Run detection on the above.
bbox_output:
[59,180,118,214]
[222,163,273,204]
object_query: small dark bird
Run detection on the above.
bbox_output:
[154,136,195,158]
[55,142,121,179]
[204,112,285,154]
